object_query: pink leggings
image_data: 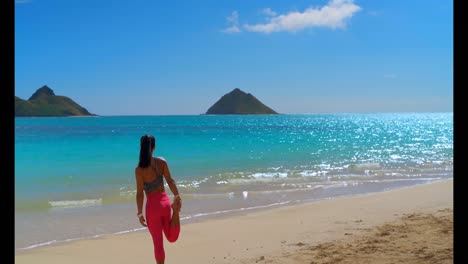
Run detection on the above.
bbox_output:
[146,192,180,261]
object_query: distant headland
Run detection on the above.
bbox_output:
[15,85,96,117]
[205,88,278,115]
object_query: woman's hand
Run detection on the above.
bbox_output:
[138,214,147,227]
[173,195,182,212]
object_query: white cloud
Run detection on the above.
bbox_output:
[244,0,362,33]
[261,8,277,17]
[222,11,242,33]
[227,10,239,24]
[223,26,241,33]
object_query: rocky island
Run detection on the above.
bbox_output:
[205,88,278,115]
[15,85,96,117]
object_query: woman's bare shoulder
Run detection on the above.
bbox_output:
[154,156,167,163]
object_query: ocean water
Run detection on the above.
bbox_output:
[14,113,453,253]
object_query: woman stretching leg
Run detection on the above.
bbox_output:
[135,134,182,264]
[146,191,180,261]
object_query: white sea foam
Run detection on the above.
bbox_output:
[48,198,103,209]
[119,189,136,197]
[250,172,288,178]
[21,240,58,250]
[299,171,318,177]
[181,201,291,220]
[19,227,146,252]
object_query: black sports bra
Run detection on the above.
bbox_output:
[143,176,164,193]
[143,159,164,193]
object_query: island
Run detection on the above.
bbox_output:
[205,88,278,115]
[15,85,96,117]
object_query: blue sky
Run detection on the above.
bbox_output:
[15,0,453,115]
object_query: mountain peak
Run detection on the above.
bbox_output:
[205,88,278,115]
[16,85,96,117]
[29,85,55,100]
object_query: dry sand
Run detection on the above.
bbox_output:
[15,179,453,264]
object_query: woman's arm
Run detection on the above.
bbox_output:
[134,168,147,227]
[161,159,180,197]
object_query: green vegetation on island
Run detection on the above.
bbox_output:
[205,88,278,115]
[15,85,96,117]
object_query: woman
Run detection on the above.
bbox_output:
[135,134,182,264]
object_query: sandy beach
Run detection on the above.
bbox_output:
[15,179,453,264]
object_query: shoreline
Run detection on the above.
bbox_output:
[15,177,448,253]
[15,178,453,263]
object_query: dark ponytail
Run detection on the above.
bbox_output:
[138,134,156,168]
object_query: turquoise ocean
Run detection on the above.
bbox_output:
[15,113,453,253]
